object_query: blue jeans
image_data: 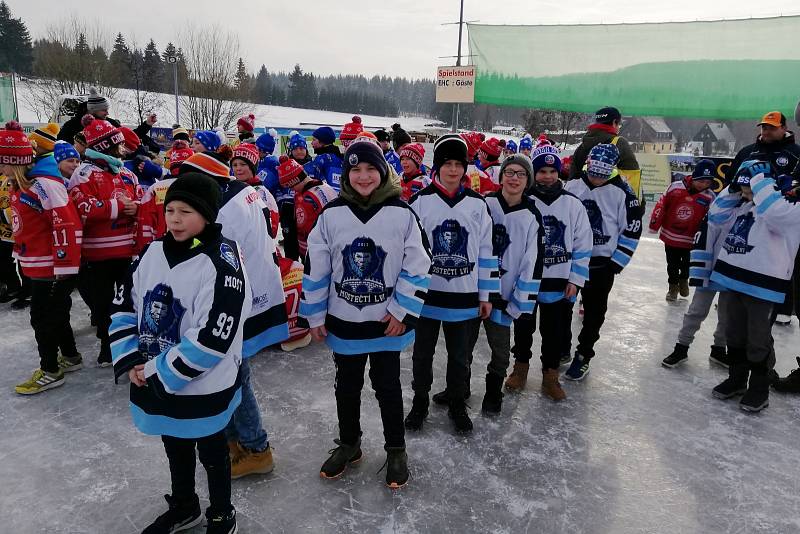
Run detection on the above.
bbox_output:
[225,359,269,451]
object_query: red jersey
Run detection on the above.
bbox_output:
[400,171,430,202]
[295,179,337,258]
[68,163,141,261]
[649,177,715,249]
[136,177,176,251]
[464,165,500,195]
[11,163,82,278]
[278,255,309,342]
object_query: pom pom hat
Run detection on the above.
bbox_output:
[277,155,305,188]
[0,121,34,165]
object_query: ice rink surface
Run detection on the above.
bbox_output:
[2,235,799,533]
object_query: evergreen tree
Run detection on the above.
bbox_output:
[0,1,33,73]
[253,64,271,105]
[142,39,163,91]
[105,32,130,86]
[288,63,305,106]
[233,57,250,100]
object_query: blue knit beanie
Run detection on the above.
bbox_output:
[288,133,307,151]
[53,140,80,163]
[586,143,620,179]
[255,132,276,155]
[194,130,221,152]
[312,126,336,146]
[531,145,562,174]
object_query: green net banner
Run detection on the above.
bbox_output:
[0,73,16,123]
[467,16,800,120]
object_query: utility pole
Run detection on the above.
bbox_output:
[167,55,179,124]
[451,0,464,133]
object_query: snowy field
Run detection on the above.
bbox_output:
[2,234,800,533]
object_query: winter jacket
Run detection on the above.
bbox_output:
[384,149,403,174]
[68,161,140,262]
[464,164,500,195]
[0,176,13,243]
[727,132,800,184]
[649,177,715,248]
[10,157,82,278]
[136,177,177,252]
[295,179,338,258]
[304,144,343,191]
[400,169,431,202]
[569,125,639,180]
[110,224,249,439]
[301,196,432,354]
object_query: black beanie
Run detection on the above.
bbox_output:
[164,172,222,223]
[594,106,621,125]
[391,123,412,150]
[374,129,390,143]
[433,134,469,171]
[344,140,389,184]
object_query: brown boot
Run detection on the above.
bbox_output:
[504,362,530,391]
[231,446,275,479]
[665,284,679,301]
[228,440,244,462]
[541,369,566,401]
[678,279,690,297]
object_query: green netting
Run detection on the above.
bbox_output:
[467,16,800,120]
[0,73,15,123]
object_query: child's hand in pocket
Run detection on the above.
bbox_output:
[382,313,406,337]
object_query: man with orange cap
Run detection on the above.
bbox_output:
[727,111,800,186]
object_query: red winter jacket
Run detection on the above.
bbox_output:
[68,162,141,262]
[136,177,176,251]
[400,170,430,202]
[295,179,337,258]
[11,158,82,278]
[649,177,715,248]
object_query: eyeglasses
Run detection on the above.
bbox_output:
[502,170,528,179]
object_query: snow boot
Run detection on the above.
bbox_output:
[432,388,470,406]
[712,348,748,400]
[773,357,800,393]
[404,395,429,431]
[665,284,679,302]
[504,361,529,391]
[448,400,473,433]
[231,446,274,479]
[320,439,363,479]
[740,367,770,413]
[141,494,202,534]
[662,343,689,368]
[678,279,690,297]
[541,369,566,401]
[383,447,409,489]
[709,345,729,368]
[481,373,504,414]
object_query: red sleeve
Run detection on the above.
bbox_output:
[649,188,669,231]
[135,193,156,253]
[294,192,319,239]
[37,179,82,276]
[70,171,124,223]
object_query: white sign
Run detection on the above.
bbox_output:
[436,65,476,104]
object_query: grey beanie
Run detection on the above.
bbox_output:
[499,154,534,189]
[86,87,109,113]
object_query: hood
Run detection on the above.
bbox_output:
[27,154,61,179]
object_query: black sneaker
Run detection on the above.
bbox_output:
[739,388,769,412]
[320,439,363,479]
[97,344,112,368]
[404,396,429,431]
[432,389,470,406]
[709,346,730,369]
[773,357,800,393]
[448,402,473,433]
[205,507,237,534]
[662,343,689,368]
[712,378,747,399]
[559,353,572,365]
[0,286,21,303]
[142,494,202,534]
[10,296,30,310]
[383,447,409,489]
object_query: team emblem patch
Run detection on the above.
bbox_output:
[776,156,789,167]
[220,242,240,271]
[492,224,511,276]
[139,283,186,358]
[582,199,610,245]
[335,236,390,309]
[431,219,473,279]
[542,215,570,266]
[723,213,755,255]
[349,153,359,166]
[545,154,555,165]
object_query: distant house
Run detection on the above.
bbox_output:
[620,116,676,154]
[690,122,737,156]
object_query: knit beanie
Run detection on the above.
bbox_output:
[531,145,562,174]
[231,143,259,174]
[340,116,364,142]
[499,154,534,189]
[277,155,306,188]
[0,121,34,165]
[312,126,336,146]
[391,123,412,150]
[288,133,308,151]
[180,152,231,179]
[237,113,256,132]
[505,139,518,154]
[343,139,389,185]
[53,140,80,163]
[255,132,276,155]
[86,87,109,113]
[81,115,124,153]
[594,106,621,125]
[164,172,222,223]
[586,143,620,179]
[374,129,390,143]
[692,159,716,181]
[433,134,469,171]
[479,137,503,161]
[354,131,378,143]
[172,124,190,142]
[119,127,141,152]
[194,130,222,152]
[518,134,533,151]
[169,142,194,175]
[29,123,60,153]
[534,134,553,148]
[460,131,483,159]
[399,143,425,168]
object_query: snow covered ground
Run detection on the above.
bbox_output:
[2,231,800,533]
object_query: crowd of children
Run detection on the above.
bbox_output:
[3,99,800,532]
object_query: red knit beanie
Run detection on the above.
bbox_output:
[339,116,364,142]
[0,121,34,165]
[479,137,503,160]
[232,143,259,172]
[237,114,256,132]
[81,115,124,152]
[399,143,425,168]
[277,155,305,188]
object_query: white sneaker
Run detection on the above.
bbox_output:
[775,314,792,326]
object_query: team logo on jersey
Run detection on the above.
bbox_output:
[542,215,570,266]
[582,199,610,245]
[492,224,511,276]
[139,283,186,358]
[56,249,66,259]
[220,243,240,271]
[10,205,20,234]
[723,213,755,255]
[776,156,789,167]
[336,236,390,309]
[431,219,473,279]
[676,204,695,221]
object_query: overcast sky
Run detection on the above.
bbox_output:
[8,0,800,79]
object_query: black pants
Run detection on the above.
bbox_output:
[85,258,131,347]
[411,316,480,401]
[719,291,775,369]
[334,352,404,449]
[30,278,79,373]
[665,245,690,284]
[576,266,616,360]
[513,299,575,370]
[773,250,800,318]
[279,200,299,261]
[162,430,232,516]
[0,241,29,297]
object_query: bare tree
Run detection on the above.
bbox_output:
[178,25,248,129]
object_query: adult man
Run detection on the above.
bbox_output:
[569,106,639,180]
[726,111,800,185]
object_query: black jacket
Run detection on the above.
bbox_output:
[727,132,800,184]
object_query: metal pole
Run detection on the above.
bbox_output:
[10,71,18,121]
[173,62,179,125]
[451,0,464,132]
